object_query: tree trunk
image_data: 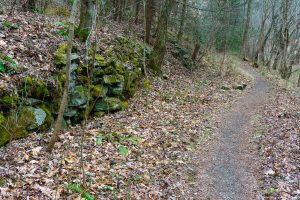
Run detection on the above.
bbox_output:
[279,0,290,79]
[48,0,80,152]
[298,74,300,87]
[241,0,253,59]
[79,0,94,32]
[177,0,187,41]
[192,43,200,61]
[134,0,140,24]
[118,0,125,23]
[148,0,175,74]
[145,0,154,44]
[113,0,119,21]
[272,51,280,70]
[253,8,267,68]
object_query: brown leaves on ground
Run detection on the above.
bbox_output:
[0,51,250,199]
[260,88,300,199]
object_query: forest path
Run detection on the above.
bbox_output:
[190,62,270,199]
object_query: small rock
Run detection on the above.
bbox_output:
[234,83,247,90]
[292,112,300,118]
[221,85,230,90]
[163,74,169,80]
[265,169,275,175]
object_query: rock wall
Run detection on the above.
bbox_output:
[0,36,150,146]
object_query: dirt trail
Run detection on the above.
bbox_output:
[189,62,270,199]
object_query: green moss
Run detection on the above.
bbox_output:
[95,54,105,62]
[57,78,63,95]
[75,27,90,42]
[0,109,35,147]
[103,66,115,75]
[103,74,124,85]
[124,69,141,96]
[2,95,19,108]
[22,77,49,99]
[0,177,6,187]
[142,79,152,91]
[93,97,123,112]
[54,43,67,66]
[115,63,125,74]
[91,85,107,98]
[77,75,90,84]
[120,101,128,109]
[0,114,5,125]
[24,77,33,85]
[34,81,49,99]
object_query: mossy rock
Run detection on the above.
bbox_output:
[69,85,89,107]
[22,77,49,99]
[115,63,125,75]
[103,66,115,75]
[54,43,67,66]
[37,103,53,130]
[91,85,107,98]
[103,74,124,85]
[63,107,80,118]
[109,82,124,96]
[0,108,36,146]
[53,43,79,67]
[20,106,47,130]
[93,97,125,112]
[124,69,141,96]
[23,98,43,106]
[94,67,105,77]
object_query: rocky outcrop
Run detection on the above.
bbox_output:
[0,36,150,146]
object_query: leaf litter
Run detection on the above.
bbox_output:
[0,11,253,199]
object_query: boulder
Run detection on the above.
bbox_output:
[20,106,47,130]
[91,85,107,98]
[63,107,79,118]
[110,82,124,96]
[69,85,89,107]
[93,97,123,112]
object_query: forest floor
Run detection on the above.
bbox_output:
[0,12,300,200]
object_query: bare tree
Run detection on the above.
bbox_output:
[79,0,95,32]
[48,0,80,152]
[177,0,187,41]
[241,0,253,59]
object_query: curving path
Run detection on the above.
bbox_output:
[190,62,270,199]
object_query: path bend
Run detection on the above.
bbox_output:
[190,62,270,200]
